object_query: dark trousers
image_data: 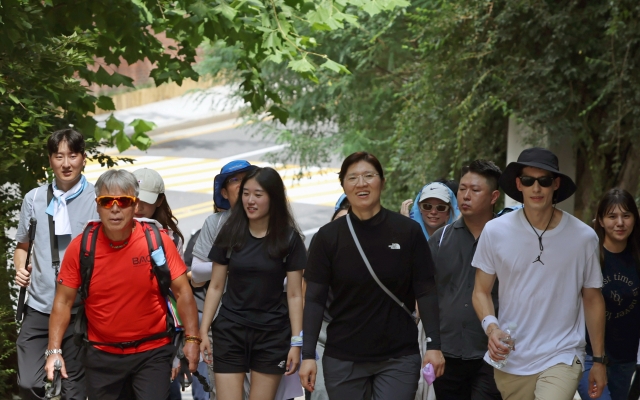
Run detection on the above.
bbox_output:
[83,344,174,400]
[323,353,421,400]
[17,307,86,400]
[433,357,501,400]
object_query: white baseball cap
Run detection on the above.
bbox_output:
[418,182,451,203]
[133,168,165,204]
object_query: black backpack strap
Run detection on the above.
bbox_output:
[79,223,101,300]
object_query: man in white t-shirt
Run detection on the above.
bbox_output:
[471,147,606,400]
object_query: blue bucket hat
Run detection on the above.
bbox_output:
[213,160,257,210]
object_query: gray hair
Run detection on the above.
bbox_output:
[95,169,139,197]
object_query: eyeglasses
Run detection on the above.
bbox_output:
[345,173,380,185]
[519,175,554,188]
[96,196,137,209]
[225,176,242,186]
[419,203,450,213]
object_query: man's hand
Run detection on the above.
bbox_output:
[423,350,445,377]
[15,264,32,287]
[299,359,317,392]
[45,354,67,381]
[285,347,301,376]
[487,328,511,361]
[400,199,413,217]
[587,362,607,398]
[183,341,199,372]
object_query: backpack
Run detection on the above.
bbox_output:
[73,221,178,349]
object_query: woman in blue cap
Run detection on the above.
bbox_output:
[401,181,460,240]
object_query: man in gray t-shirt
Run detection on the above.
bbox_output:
[14,129,98,400]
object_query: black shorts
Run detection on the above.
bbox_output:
[211,314,291,375]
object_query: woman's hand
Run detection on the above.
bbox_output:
[400,199,413,217]
[423,349,445,377]
[285,346,301,376]
[200,331,212,364]
[299,359,317,392]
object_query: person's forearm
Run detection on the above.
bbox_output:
[175,285,199,337]
[287,292,303,336]
[190,257,213,285]
[13,245,27,272]
[200,282,223,335]
[472,287,497,325]
[48,296,72,350]
[584,290,606,356]
[416,291,441,350]
[302,281,328,360]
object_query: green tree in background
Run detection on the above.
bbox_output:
[199,0,640,217]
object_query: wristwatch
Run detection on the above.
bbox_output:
[45,349,62,357]
[592,355,609,365]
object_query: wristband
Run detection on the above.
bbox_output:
[481,315,499,335]
[291,335,303,347]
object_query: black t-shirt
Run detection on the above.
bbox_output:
[305,207,436,362]
[208,230,306,331]
[586,247,640,362]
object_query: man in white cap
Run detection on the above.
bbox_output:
[428,160,502,400]
[472,147,606,400]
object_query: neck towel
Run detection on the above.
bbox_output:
[410,182,460,240]
[45,176,87,235]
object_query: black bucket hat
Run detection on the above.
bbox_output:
[499,147,576,204]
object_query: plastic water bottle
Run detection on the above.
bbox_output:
[487,323,517,369]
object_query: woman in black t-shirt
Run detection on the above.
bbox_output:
[199,167,306,400]
[577,188,640,400]
[300,152,444,400]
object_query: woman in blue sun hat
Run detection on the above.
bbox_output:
[401,181,460,240]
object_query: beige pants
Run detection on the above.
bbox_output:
[493,356,582,400]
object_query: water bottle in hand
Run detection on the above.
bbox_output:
[487,323,517,369]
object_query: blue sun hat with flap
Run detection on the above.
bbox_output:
[213,160,257,210]
[409,182,460,240]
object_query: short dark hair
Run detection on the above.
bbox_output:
[461,160,502,191]
[47,129,85,155]
[338,152,385,186]
[215,167,301,260]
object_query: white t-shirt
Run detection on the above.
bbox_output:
[472,209,602,375]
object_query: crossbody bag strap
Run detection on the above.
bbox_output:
[346,214,413,318]
[47,184,61,277]
[439,224,449,247]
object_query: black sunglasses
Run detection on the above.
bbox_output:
[419,203,450,213]
[519,175,554,188]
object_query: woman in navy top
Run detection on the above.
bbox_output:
[578,188,640,400]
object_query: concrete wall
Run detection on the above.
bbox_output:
[506,117,576,214]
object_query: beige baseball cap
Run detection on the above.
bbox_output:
[133,168,165,204]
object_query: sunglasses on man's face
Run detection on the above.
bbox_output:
[96,196,137,209]
[419,203,450,213]
[519,175,555,188]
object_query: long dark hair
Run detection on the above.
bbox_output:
[151,193,184,244]
[215,167,301,259]
[594,188,640,265]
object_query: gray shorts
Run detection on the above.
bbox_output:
[323,353,421,400]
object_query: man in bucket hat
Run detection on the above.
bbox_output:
[471,147,606,400]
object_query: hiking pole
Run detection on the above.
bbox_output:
[16,217,37,322]
[45,359,62,400]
